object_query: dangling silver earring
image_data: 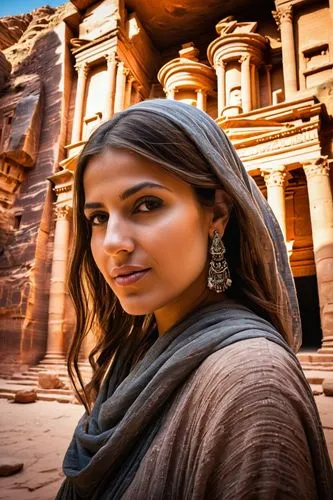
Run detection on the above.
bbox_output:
[207,230,232,293]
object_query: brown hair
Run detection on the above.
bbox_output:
[68,106,293,412]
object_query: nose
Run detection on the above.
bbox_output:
[103,216,135,256]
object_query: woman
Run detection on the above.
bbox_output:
[57,99,333,499]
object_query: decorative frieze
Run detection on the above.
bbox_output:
[237,128,318,158]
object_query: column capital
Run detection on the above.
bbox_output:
[105,50,117,66]
[272,5,293,28]
[123,67,131,78]
[239,54,251,65]
[216,59,226,70]
[54,205,72,221]
[117,60,127,75]
[303,157,331,179]
[75,61,89,77]
[262,167,287,188]
[196,88,207,95]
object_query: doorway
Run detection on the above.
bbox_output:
[294,275,321,349]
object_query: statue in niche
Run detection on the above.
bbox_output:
[222,86,242,117]
[228,86,242,107]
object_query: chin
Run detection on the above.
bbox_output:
[118,298,156,316]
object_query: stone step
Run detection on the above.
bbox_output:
[11,374,68,383]
[5,380,38,386]
[25,367,69,374]
[301,363,333,371]
[298,353,333,363]
[0,391,14,400]
[28,365,93,376]
[303,370,333,385]
[310,384,324,395]
[19,371,69,380]
[2,382,72,396]
[0,386,74,404]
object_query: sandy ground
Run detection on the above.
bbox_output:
[0,395,332,499]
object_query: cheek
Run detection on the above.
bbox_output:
[154,211,209,280]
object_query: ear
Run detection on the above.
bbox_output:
[210,189,233,236]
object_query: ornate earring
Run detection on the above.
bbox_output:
[207,230,232,293]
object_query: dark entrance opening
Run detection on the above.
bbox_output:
[294,275,321,349]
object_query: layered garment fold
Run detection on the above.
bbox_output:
[57,301,333,499]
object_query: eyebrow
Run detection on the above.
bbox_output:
[84,181,171,210]
[120,182,171,200]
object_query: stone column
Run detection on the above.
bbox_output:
[105,51,117,120]
[273,6,298,100]
[114,61,127,113]
[124,72,134,109]
[240,55,252,113]
[71,62,88,143]
[45,205,72,362]
[303,157,333,351]
[216,60,226,115]
[166,87,176,99]
[196,89,207,111]
[263,167,287,239]
[265,65,272,106]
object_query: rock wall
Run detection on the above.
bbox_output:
[0,4,74,375]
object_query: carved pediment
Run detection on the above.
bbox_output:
[220,117,290,142]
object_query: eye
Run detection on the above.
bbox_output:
[86,212,108,226]
[133,196,163,213]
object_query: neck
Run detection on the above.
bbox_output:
[154,285,226,336]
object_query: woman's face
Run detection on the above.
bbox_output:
[83,148,214,330]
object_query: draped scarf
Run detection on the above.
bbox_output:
[57,99,305,498]
[57,301,297,499]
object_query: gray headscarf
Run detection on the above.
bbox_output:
[116,98,302,350]
[57,99,304,500]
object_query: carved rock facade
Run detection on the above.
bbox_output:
[0,0,333,375]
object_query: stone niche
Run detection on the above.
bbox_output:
[0,82,43,211]
[3,92,43,168]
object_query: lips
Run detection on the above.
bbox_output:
[113,268,150,286]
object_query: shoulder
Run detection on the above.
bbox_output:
[194,337,304,390]
[181,337,312,420]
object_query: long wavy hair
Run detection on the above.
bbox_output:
[67,102,294,412]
